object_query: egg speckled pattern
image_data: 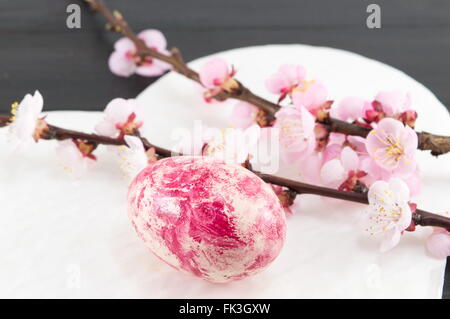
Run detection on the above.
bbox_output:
[127,156,286,283]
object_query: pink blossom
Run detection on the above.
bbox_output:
[108,29,170,77]
[199,58,238,102]
[322,143,343,163]
[271,185,296,215]
[363,91,415,126]
[95,98,143,138]
[291,81,328,113]
[367,178,412,252]
[273,106,316,164]
[320,146,360,188]
[365,118,417,177]
[330,97,369,122]
[375,91,412,116]
[363,101,385,124]
[199,57,238,98]
[426,227,450,259]
[402,167,421,197]
[396,109,418,128]
[230,102,259,129]
[56,139,96,177]
[265,64,306,101]
[298,153,323,184]
[117,135,155,178]
[347,135,368,154]
[363,159,422,197]
[8,90,48,148]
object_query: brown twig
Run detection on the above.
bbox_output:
[85,0,277,121]
[0,115,10,127]
[84,0,450,156]
[1,113,448,229]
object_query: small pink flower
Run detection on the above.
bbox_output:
[273,106,316,164]
[396,109,418,128]
[330,97,369,122]
[320,146,360,188]
[366,118,417,177]
[298,152,323,184]
[230,102,259,129]
[375,91,412,116]
[291,81,328,113]
[322,142,343,163]
[426,227,450,259]
[8,90,48,148]
[363,100,385,124]
[95,98,143,138]
[199,58,238,102]
[402,167,421,197]
[347,135,368,154]
[108,29,170,77]
[265,64,306,102]
[363,91,415,126]
[56,139,96,177]
[363,160,422,198]
[367,178,413,252]
[271,185,296,215]
[117,135,154,178]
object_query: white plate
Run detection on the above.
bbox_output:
[1,45,449,298]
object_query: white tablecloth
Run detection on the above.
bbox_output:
[1,45,449,298]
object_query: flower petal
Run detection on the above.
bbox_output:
[331,96,366,121]
[135,63,168,77]
[138,29,167,51]
[292,82,327,111]
[375,91,412,116]
[380,228,401,252]
[388,178,410,203]
[108,51,136,77]
[320,159,346,187]
[114,37,135,52]
[230,102,258,129]
[199,57,229,88]
[340,146,359,171]
[426,229,450,258]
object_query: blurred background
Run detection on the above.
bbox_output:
[0,0,449,298]
[0,0,449,113]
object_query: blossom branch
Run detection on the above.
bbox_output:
[84,0,277,122]
[84,0,450,155]
[0,115,9,127]
[1,113,448,229]
[257,172,450,229]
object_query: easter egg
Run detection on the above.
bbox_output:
[127,156,286,283]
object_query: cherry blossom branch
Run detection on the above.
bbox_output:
[257,173,450,229]
[1,113,448,229]
[84,0,450,156]
[0,115,9,127]
[323,118,450,156]
[84,0,277,122]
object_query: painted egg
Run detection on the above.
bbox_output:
[127,156,286,283]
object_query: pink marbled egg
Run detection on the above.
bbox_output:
[127,156,286,283]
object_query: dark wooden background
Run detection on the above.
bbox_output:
[0,0,449,298]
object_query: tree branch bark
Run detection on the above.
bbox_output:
[1,113,448,229]
[84,0,450,156]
